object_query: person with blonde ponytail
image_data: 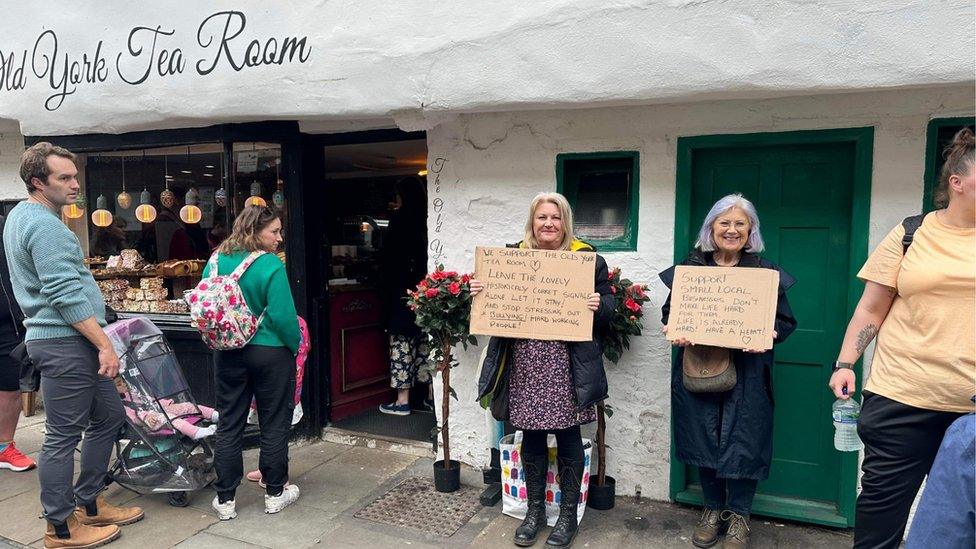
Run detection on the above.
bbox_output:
[829,128,975,548]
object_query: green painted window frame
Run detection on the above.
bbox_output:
[555,151,640,252]
[922,117,976,213]
[671,127,875,528]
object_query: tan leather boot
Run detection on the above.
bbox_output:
[692,508,723,548]
[44,514,120,549]
[74,495,145,527]
[721,511,751,549]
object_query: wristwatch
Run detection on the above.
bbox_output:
[832,361,854,372]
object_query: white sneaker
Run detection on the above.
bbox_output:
[211,495,237,520]
[264,484,300,514]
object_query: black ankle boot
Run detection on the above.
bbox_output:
[545,457,584,547]
[514,453,549,547]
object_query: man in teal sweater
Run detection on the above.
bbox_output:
[4,143,143,549]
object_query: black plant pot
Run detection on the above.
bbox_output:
[433,459,461,493]
[587,475,615,510]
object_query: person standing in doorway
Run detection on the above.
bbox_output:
[207,206,302,520]
[829,128,975,549]
[660,194,797,549]
[0,212,35,474]
[5,143,143,549]
[380,176,432,415]
[473,192,614,548]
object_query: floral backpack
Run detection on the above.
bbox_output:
[186,251,266,350]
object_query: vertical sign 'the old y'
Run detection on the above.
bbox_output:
[470,247,595,341]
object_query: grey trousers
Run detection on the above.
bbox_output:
[27,337,125,524]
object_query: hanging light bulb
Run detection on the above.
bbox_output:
[180,188,202,224]
[215,187,227,207]
[246,180,266,207]
[116,156,132,209]
[135,189,157,223]
[91,195,113,227]
[160,155,176,208]
[272,160,284,208]
[62,195,86,219]
[272,179,285,208]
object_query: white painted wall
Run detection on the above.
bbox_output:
[0,120,25,199]
[0,1,972,136]
[427,84,974,501]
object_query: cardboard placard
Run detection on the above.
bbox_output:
[666,266,779,350]
[470,246,596,341]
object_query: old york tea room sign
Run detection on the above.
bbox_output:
[470,247,595,341]
[666,266,779,350]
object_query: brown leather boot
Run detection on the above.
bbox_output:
[721,511,751,549]
[74,495,145,527]
[692,508,723,548]
[44,514,120,549]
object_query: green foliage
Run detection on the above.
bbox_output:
[404,264,478,365]
[602,266,651,364]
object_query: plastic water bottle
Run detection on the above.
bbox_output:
[832,387,863,452]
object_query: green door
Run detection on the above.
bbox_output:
[671,129,873,527]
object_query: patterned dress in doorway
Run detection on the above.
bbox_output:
[509,339,596,430]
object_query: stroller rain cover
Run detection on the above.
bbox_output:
[106,317,216,494]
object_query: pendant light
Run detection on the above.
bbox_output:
[215,145,227,207]
[246,180,266,207]
[91,194,113,227]
[160,155,175,209]
[180,187,202,224]
[135,188,157,223]
[116,156,132,209]
[62,194,85,219]
[272,158,284,208]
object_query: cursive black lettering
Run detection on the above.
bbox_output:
[196,10,247,74]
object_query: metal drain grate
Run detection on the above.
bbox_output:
[354,476,483,537]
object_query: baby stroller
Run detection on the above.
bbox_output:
[105,318,217,507]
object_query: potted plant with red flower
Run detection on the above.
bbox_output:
[406,265,477,492]
[590,267,651,510]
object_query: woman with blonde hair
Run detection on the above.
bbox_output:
[829,128,975,548]
[473,192,615,547]
[205,206,302,520]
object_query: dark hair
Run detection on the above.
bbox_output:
[20,142,76,193]
[217,206,279,254]
[396,176,427,213]
[934,127,975,208]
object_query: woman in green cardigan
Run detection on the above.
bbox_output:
[204,206,302,521]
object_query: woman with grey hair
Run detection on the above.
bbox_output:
[659,194,797,549]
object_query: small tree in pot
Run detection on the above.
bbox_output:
[407,265,477,492]
[590,267,650,510]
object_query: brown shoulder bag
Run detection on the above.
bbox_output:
[682,345,736,393]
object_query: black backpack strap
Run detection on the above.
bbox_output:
[901,214,924,254]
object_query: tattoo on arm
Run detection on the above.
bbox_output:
[855,324,878,356]
[886,287,897,298]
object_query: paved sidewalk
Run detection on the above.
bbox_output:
[2,414,852,548]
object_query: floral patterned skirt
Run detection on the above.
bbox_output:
[389,334,430,389]
[509,339,596,430]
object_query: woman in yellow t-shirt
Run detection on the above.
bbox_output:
[829,128,975,549]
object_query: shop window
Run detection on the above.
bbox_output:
[556,151,639,252]
[73,144,226,316]
[923,117,975,212]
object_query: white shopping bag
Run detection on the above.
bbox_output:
[499,430,591,527]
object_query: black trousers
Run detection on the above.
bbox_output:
[213,345,295,499]
[521,425,584,462]
[854,392,964,549]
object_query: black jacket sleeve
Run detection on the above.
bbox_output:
[593,254,614,330]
